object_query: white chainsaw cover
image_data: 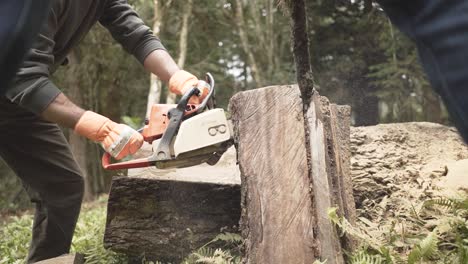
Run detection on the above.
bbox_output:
[173,109,231,157]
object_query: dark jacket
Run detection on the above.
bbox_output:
[4,0,165,114]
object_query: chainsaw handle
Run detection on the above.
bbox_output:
[196,73,215,113]
[102,152,153,170]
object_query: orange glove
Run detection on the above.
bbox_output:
[74,111,143,160]
[169,70,209,104]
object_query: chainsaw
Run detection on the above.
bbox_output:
[102,73,233,170]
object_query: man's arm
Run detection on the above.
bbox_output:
[39,50,183,129]
[100,0,209,103]
[40,92,143,160]
[40,93,84,128]
[5,2,143,160]
[143,49,179,83]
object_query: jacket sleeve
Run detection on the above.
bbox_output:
[99,0,166,64]
[5,8,62,114]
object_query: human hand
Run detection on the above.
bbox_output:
[169,70,209,104]
[74,111,143,160]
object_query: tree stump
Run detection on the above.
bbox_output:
[104,85,355,263]
[103,147,241,263]
[229,85,355,264]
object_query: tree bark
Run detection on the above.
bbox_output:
[104,147,241,263]
[286,0,314,106]
[229,85,355,264]
[166,0,193,104]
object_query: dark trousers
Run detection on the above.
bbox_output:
[0,98,84,263]
[379,0,468,142]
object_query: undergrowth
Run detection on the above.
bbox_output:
[329,195,468,264]
[0,196,242,264]
[0,196,127,264]
[4,194,465,263]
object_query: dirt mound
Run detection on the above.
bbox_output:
[350,122,468,227]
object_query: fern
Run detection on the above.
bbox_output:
[328,207,383,251]
[349,251,386,264]
[209,232,243,245]
[407,231,439,264]
[423,197,468,212]
[191,248,236,264]
[183,245,241,264]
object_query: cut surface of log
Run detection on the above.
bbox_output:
[230,85,316,263]
[230,85,354,264]
[104,147,241,263]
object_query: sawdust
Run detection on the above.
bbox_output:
[350,122,468,239]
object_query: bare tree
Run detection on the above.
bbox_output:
[235,0,264,87]
[146,0,172,116]
[166,0,193,104]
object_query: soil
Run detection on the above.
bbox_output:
[350,122,468,237]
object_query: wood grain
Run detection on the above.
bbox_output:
[306,94,344,263]
[230,86,355,264]
[230,85,316,264]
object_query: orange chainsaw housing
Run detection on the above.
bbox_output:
[142,103,198,143]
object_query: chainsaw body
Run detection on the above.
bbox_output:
[102,73,233,170]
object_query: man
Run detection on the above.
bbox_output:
[378,0,468,143]
[0,0,207,262]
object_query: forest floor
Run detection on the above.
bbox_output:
[349,122,468,261]
[351,122,467,226]
[1,122,467,263]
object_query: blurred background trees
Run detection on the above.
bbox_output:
[0,0,447,206]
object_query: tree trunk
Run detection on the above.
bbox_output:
[229,85,355,263]
[266,0,275,78]
[67,50,93,201]
[166,0,193,104]
[287,0,314,106]
[146,0,163,116]
[235,0,264,87]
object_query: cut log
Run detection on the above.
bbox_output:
[35,254,84,264]
[104,84,355,263]
[229,85,355,264]
[103,147,241,263]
